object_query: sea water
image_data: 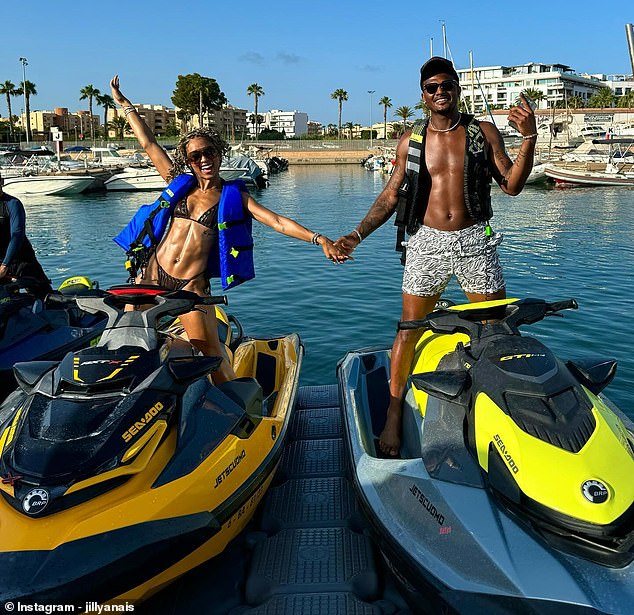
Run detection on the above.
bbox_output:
[24,166,633,413]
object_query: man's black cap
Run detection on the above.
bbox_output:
[420,56,459,87]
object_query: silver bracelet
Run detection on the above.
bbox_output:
[352,229,363,242]
[311,232,322,245]
[123,105,137,117]
[522,133,538,140]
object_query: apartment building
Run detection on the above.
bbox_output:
[594,74,634,97]
[307,120,322,136]
[17,108,98,140]
[247,109,309,138]
[455,62,605,114]
[107,104,176,138]
[210,105,248,141]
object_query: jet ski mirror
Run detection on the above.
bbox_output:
[168,356,223,383]
[566,358,617,395]
[14,361,58,393]
[410,369,469,402]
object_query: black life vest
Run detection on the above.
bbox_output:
[0,196,38,268]
[394,114,493,254]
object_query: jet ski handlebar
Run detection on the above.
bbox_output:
[73,285,227,332]
[398,298,578,339]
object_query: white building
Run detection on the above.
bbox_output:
[455,62,605,114]
[247,109,309,139]
[592,74,634,97]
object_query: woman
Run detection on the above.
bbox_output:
[110,76,347,383]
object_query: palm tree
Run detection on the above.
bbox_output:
[108,116,129,140]
[20,80,37,143]
[247,83,264,140]
[414,99,428,120]
[0,81,20,141]
[379,96,392,139]
[617,92,634,109]
[588,87,616,109]
[567,95,584,110]
[395,105,414,135]
[79,85,101,141]
[96,93,116,140]
[343,121,354,139]
[330,89,348,138]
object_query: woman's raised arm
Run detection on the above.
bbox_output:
[110,75,173,180]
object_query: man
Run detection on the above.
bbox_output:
[0,174,51,297]
[335,57,537,456]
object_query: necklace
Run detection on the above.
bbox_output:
[429,113,461,133]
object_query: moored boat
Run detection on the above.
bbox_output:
[105,155,268,191]
[544,138,634,186]
[1,174,96,195]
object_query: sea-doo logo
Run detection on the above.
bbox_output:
[582,480,609,504]
[493,434,519,474]
[214,450,246,488]
[409,484,445,526]
[499,354,546,361]
[122,401,164,442]
[22,488,50,515]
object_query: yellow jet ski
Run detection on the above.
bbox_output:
[338,298,634,614]
[0,285,302,605]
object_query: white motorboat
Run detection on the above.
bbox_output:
[105,155,268,191]
[104,168,165,191]
[88,147,146,168]
[544,163,634,187]
[2,174,96,196]
[544,137,634,187]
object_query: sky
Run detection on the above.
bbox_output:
[0,1,632,127]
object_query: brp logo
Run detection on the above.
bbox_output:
[581,480,609,504]
[22,488,50,515]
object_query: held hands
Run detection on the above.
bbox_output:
[333,232,361,257]
[508,93,537,138]
[319,236,351,264]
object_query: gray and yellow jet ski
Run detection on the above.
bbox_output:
[338,298,634,614]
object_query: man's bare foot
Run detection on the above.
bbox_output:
[379,406,402,457]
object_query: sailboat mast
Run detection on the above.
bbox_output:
[470,51,475,115]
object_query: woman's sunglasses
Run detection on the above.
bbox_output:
[187,145,218,164]
[422,80,458,95]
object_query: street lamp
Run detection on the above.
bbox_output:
[19,57,29,143]
[368,90,375,149]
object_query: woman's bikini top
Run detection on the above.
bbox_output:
[173,198,218,231]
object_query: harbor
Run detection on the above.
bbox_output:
[2,7,634,610]
[19,163,628,613]
[26,164,633,412]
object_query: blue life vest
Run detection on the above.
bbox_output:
[212,181,255,290]
[113,175,255,291]
[113,174,196,251]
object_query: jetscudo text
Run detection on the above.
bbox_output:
[409,484,445,526]
[215,450,246,488]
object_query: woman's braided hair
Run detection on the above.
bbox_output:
[167,128,229,181]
